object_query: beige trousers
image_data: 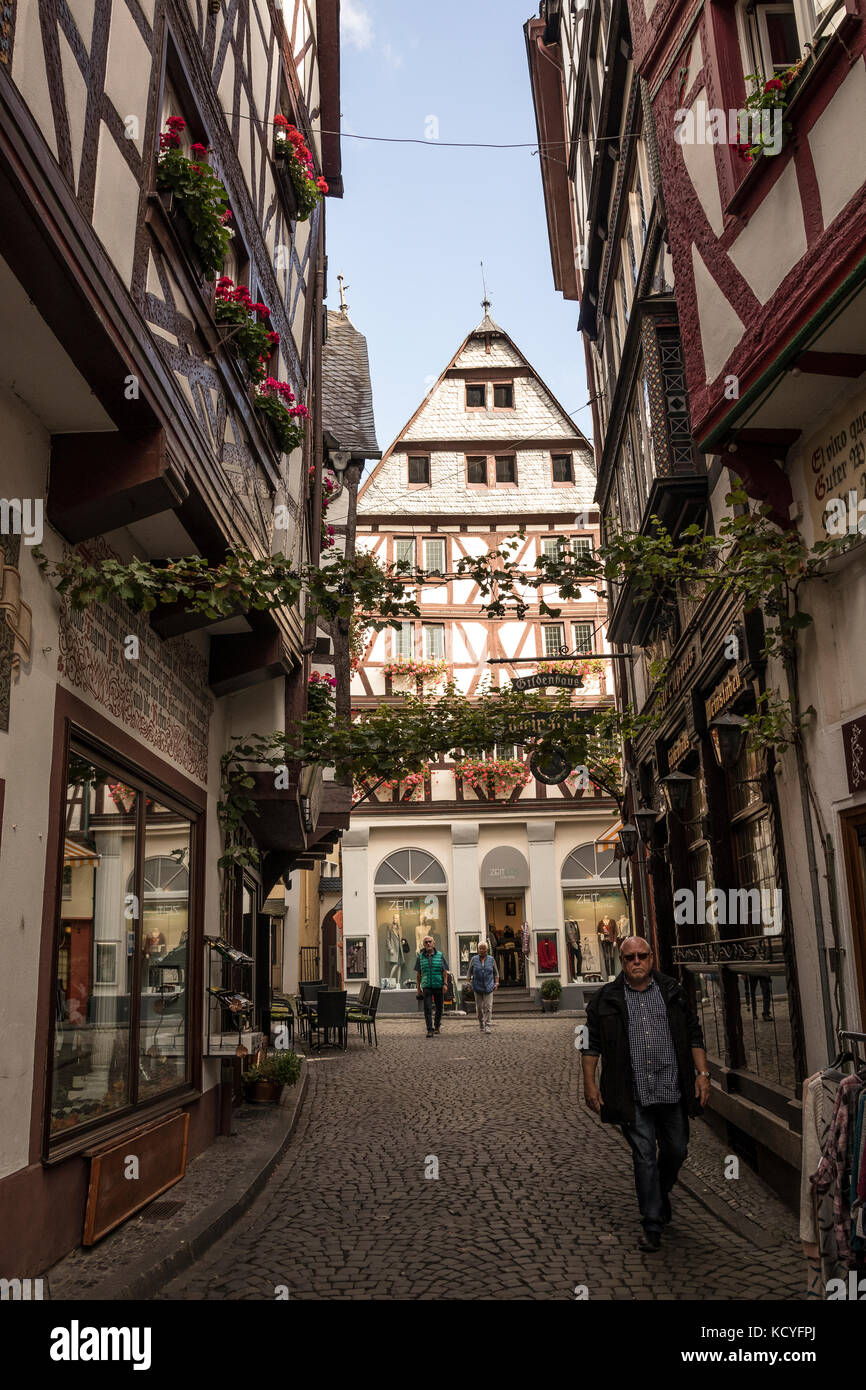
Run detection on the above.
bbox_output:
[475,991,493,1030]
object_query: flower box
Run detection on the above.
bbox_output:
[273,155,300,222]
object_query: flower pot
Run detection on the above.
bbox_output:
[245,1079,284,1105]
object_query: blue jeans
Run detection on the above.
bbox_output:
[621,1100,689,1235]
[423,987,443,1032]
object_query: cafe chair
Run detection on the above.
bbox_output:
[310,989,347,1052]
[347,985,381,1047]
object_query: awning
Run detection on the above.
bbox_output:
[63,838,100,868]
[595,819,623,850]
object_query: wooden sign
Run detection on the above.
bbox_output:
[842,714,866,794]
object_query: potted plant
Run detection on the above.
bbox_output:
[272,114,328,221]
[214,277,279,382]
[155,117,234,279]
[540,977,562,1013]
[253,376,309,454]
[243,1049,302,1104]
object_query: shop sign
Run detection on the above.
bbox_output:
[511,672,585,690]
[704,667,743,723]
[656,643,697,711]
[668,728,692,767]
[842,714,866,794]
[480,846,529,889]
[803,386,866,540]
[497,708,585,741]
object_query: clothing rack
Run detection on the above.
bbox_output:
[838,1030,866,1059]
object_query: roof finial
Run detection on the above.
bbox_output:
[337,273,349,314]
[480,260,491,316]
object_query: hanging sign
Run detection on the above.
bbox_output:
[529,746,572,784]
[704,667,743,723]
[511,672,585,691]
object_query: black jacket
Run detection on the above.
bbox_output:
[585,971,705,1126]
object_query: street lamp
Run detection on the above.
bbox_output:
[618,823,639,858]
[660,770,695,816]
[709,713,748,772]
[634,806,660,847]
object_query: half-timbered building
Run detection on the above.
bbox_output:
[0,0,361,1273]
[527,0,866,1205]
[344,309,627,1013]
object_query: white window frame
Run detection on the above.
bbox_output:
[572,620,595,653]
[423,538,446,576]
[423,624,445,660]
[395,537,415,568]
[394,623,414,660]
[542,536,567,562]
[543,623,566,657]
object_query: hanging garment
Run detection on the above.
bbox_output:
[812,1072,866,1269]
[521,923,530,957]
[537,937,557,973]
[851,1090,866,1249]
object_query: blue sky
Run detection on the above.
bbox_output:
[325,0,589,456]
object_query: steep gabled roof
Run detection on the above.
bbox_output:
[358,313,593,515]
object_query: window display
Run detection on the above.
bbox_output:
[535,932,559,975]
[376,894,446,989]
[561,890,628,980]
[51,749,195,1137]
[457,933,480,978]
[345,937,368,980]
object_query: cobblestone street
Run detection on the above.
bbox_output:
[162,1017,805,1301]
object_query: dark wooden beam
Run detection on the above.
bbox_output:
[734,428,802,446]
[209,630,291,697]
[727,445,794,530]
[793,351,866,378]
[47,429,187,543]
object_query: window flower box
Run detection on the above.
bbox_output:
[382,657,448,686]
[455,756,531,799]
[273,115,328,222]
[214,277,279,383]
[252,377,308,456]
[155,118,233,280]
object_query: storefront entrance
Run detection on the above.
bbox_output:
[484,894,526,987]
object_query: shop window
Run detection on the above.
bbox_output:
[690,969,725,1061]
[535,932,560,974]
[731,968,796,1090]
[408,456,430,486]
[465,384,486,409]
[466,456,488,485]
[562,890,628,978]
[374,849,448,991]
[50,749,196,1142]
[493,383,514,409]
[495,455,517,485]
[456,933,481,978]
[345,937,368,980]
[552,454,574,483]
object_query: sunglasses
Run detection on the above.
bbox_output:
[622,951,651,962]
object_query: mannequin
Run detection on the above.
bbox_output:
[387,914,404,986]
[597,914,618,977]
[564,920,583,980]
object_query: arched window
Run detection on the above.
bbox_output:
[127,855,190,899]
[561,843,618,882]
[374,848,447,890]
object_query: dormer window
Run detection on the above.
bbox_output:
[466,384,486,409]
[493,383,514,409]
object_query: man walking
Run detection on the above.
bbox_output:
[582,936,710,1252]
[415,934,450,1037]
[465,940,499,1033]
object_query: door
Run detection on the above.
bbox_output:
[485,894,525,986]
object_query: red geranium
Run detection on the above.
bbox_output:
[316,177,329,194]
[763,77,784,92]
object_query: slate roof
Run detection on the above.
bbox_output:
[322,310,381,459]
